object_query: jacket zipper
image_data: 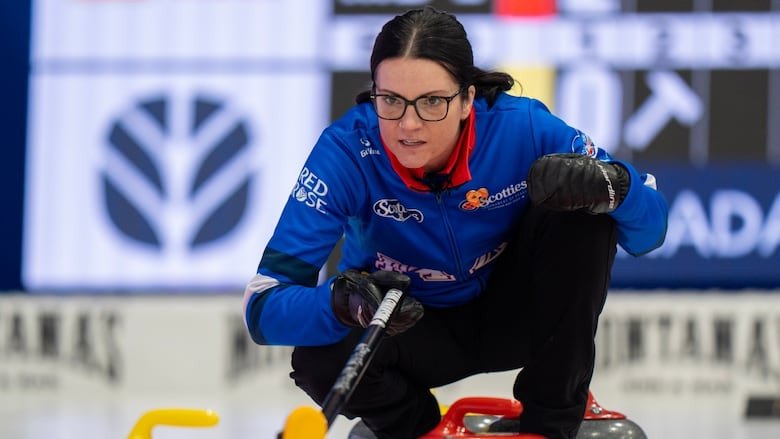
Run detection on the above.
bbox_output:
[434,190,465,279]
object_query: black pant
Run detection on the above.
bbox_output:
[290,207,618,439]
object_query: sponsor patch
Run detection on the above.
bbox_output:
[469,242,508,274]
[291,166,329,214]
[572,131,599,157]
[373,199,424,223]
[375,252,455,281]
[459,181,527,211]
[360,147,381,158]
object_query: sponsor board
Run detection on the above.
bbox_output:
[0,294,293,397]
[593,293,780,404]
[612,164,780,288]
[25,0,330,292]
[3,292,780,415]
[23,74,326,290]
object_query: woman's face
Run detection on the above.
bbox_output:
[374,57,475,173]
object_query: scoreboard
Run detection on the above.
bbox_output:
[329,0,779,164]
[328,0,780,288]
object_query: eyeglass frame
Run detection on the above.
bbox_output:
[369,86,466,122]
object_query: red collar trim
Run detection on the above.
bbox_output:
[383,110,476,192]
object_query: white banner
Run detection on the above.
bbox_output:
[3,292,780,400]
[23,73,327,289]
[0,294,291,396]
[593,293,780,399]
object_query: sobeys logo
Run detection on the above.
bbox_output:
[459,181,527,211]
[373,199,423,223]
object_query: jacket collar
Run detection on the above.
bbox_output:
[382,110,476,192]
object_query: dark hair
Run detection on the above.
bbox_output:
[355,7,514,106]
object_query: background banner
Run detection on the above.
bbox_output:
[11,1,780,292]
[2,293,778,436]
[612,164,780,288]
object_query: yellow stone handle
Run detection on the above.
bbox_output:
[127,408,219,439]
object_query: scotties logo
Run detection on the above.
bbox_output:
[460,188,489,211]
[459,182,527,211]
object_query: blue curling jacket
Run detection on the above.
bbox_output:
[243,94,668,347]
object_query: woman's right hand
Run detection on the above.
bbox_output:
[331,269,424,336]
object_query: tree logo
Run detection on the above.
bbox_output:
[102,92,254,252]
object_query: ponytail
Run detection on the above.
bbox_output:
[471,68,515,107]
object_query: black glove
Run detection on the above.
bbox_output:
[528,153,629,214]
[331,269,423,336]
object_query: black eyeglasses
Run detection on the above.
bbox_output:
[370,87,465,122]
